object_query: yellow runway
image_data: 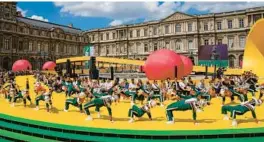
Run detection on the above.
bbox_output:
[1,76,264,131]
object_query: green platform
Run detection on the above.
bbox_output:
[0,113,264,142]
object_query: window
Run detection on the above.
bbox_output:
[112,32,115,39]
[188,23,192,32]
[228,37,234,48]
[112,45,116,54]
[106,33,109,40]
[239,19,244,28]
[217,39,222,45]
[188,40,193,49]
[175,24,181,32]
[228,20,233,29]
[19,41,23,51]
[136,43,140,54]
[120,30,124,38]
[45,44,49,53]
[130,30,133,38]
[204,23,208,31]
[0,35,3,49]
[165,25,169,34]
[154,43,158,51]
[217,22,222,30]
[137,30,140,37]
[144,29,148,36]
[37,43,41,52]
[253,14,261,23]
[106,45,109,55]
[100,34,103,40]
[175,40,181,50]
[144,43,148,52]
[204,39,209,45]
[239,36,245,48]
[153,27,157,35]
[4,38,9,50]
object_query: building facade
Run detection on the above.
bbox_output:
[83,6,264,68]
[0,2,88,70]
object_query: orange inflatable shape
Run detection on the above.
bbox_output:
[243,19,264,77]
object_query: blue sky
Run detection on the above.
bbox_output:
[17,2,264,31]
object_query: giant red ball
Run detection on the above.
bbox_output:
[144,49,184,80]
[42,61,56,70]
[12,59,32,72]
[180,55,193,76]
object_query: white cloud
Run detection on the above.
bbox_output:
[54,2,181,25]
[180,2,264,13]
[109,20,123,26]
[54,2,264,26]
[17,7,28,17]
[30,15,49,22]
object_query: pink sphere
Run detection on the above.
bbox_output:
[180,55,193,76]
[42,61,56,70]
[144,49,184,80]
[12,59,32,72]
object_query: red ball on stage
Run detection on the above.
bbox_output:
[180,55,193,76]
[42,61,56,70]
[12,59,32,72]
[144,49,184,80]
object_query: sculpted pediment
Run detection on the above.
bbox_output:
[162,12,195,22]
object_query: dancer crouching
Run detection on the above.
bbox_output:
[84,95,119,122]
[128,100,157,123]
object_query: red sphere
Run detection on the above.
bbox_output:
[144,49,184,80]
[180,55,193,76]
[42,61,56,70]
[12,59,32,72]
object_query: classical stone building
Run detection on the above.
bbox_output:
[83,6,264,68]
[0,2,88,70]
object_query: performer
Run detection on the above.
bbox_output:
[195,79,211,103]
[166,97,207,125]
[221,98,262,126]
[11,89,32,107]
[246,75,258,97]
[64,90,87,113]
[128,100,157,123]
[147,80,164,107]
[83,95,118,122]
[34,87,53,112]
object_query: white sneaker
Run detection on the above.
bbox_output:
[85,116,93,121]
[64,109,68,112]
[196,109,202,113]
[97,113,101,118]
[110,120,114,123]
[34,107,39,111]
[131,102,135,106]
[223,115,229,120]
[160,104,164,107]
[11,103,15,107]
[128,118,134,123]
[194,122,199,126]
[166,121,174,124]
[231,120,238,127]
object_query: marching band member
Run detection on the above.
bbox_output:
[166,97,207,125]
[128,100,157,123]
[222,98,262,127]
[83,95,119,122]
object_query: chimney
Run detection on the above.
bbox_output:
[17,11,22,17]
[68,23,73,28]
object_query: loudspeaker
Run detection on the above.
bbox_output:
[174,66,178,79]
[110,66,114,80]
[66,59,72,75]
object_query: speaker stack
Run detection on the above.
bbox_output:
[110,66,114,80]
[89,57,99,79]
[66,59,72,77]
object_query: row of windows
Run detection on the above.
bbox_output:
[203,36,246,49]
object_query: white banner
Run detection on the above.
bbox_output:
[90,46,95,57]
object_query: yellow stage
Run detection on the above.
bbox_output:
[1,76,264,131]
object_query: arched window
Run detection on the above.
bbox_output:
[239,55,243,68]
[228,55,236,68]
[175,39,182,51]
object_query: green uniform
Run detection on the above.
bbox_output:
[83,97,112,116]
[166,98,198,121]
[128,104,151,119]
[221,101,256,119]
[93,92,108,98]
[65,98,83,111]
[35,92,52,110]
[147,84,163,103]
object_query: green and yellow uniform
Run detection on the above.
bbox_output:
[166,98,199,121]
[83,97,113,116]
[128,104,152,119]
[65,92,86,111]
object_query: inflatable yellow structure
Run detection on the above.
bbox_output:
[243,19,264,77]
